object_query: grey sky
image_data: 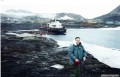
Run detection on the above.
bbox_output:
[1,0,120,18]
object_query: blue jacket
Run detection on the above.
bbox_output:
[68,43,87,65]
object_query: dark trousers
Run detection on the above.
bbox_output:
[74,65,82,77]
[72,62,84,77]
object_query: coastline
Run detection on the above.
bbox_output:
[1,34,120,77]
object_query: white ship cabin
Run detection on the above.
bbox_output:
[48,21,63,28]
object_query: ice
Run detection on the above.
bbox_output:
[83,42,120,69]
[51,64,64,70]
[16,29,39,32]
[18,33,35,37]
[67,27,120,30]
[5,32,35,37]
[6,33,20,36]
[98,27,120,30]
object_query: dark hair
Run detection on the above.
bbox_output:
[75,37,80,40]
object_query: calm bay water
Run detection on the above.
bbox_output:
[45,29,120,49]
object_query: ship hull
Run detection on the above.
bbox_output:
[39,27,66,34]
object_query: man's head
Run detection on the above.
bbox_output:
[75,37,81,45]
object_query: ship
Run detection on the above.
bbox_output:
[39,20,66,34]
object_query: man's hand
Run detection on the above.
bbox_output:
[75,59,79,62]
[83,57,86,61]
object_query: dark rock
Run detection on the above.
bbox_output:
[1,35,120,77]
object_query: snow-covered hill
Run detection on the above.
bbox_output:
[1,9,85,20]
[2,9,36,18]
[58,15,74,20]
[95,5,120,21]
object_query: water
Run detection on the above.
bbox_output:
[7,28,120,68]
[45,29,120,49]
[45,28,120,68]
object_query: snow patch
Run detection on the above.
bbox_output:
[58,15,74,20]
[16,29,39,32]
[5,32,35,37]
[98,27,120,30]
[51,64,64,70]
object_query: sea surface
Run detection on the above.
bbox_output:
[45,28,120,49]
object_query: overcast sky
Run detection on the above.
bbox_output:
[0,0,120,19]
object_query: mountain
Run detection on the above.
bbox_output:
[6,9,33,14]
[58,15,74,20]
[55,13,85,21]
[2,9,36,17]
[1,13,22,23]
[110,5,120,14]
[95,5,120,21]
[2,9,85,19]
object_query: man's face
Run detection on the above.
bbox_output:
[75,38,81,45]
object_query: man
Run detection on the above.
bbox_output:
[68,37,87,77]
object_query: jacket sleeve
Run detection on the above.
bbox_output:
[82,46,87,57]
[68,45,76,60]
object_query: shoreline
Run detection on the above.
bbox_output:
[1,34,120,77]
[1,22,120,32]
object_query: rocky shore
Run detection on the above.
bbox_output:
[1,34,120,77]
